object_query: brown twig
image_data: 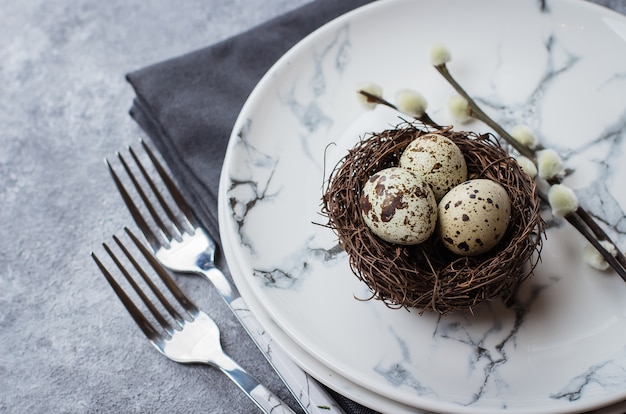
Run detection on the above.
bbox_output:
[566,211,626,282]
[357,90,442,129]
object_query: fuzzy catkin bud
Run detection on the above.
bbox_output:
[447,95,471,124]
[395,89,427,118]
[356,82,383,110]
[583,240,618,271]
[511,125,537,149]
[430,43,451,66]
[548,184,579,218]
[537,149,565,180]
[515,156,537,178]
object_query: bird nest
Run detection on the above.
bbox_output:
[321,123,545,314]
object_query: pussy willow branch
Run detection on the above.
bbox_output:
[357,90,442,129]
[577,207,626,271]
[435,65,536,162]
[434,63,626,281]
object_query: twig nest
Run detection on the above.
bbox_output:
[322,122,545,314]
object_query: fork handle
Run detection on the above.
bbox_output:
[202,268,346,414]
[215,354,297,414]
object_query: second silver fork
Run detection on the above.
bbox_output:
[106,140,344,414]
[92,229,296,414]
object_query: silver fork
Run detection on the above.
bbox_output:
[106,140,344,414]
[91,229,296,414]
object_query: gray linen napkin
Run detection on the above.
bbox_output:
[126,0,377,413]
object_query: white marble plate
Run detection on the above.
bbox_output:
[219,0,626,412]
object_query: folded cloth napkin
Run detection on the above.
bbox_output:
[126,0,376,413]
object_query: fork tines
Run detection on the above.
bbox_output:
[91,228,198,342]
[105,140,197,251]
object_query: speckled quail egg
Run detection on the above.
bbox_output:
[360,167,437,245]
[438,179,511,256]
[399,133,468,201]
